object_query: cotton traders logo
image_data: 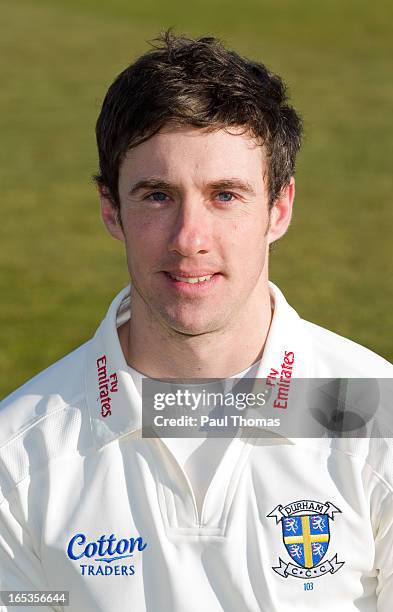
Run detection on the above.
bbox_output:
[96,355,118,418]
[67,532,147,577]
[267,499,345,579]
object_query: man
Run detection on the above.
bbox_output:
[0,31,392,612]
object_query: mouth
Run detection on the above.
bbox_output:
[162,271,221,291]
[166,272,214,284]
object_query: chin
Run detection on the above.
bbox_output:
[169,320,213,336]
[162,312,221,337]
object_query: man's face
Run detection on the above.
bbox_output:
[102,126,293,336]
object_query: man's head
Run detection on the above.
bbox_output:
[94,30,302,214]
[95,31,302,337]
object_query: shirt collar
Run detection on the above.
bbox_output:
[85,282,312,449]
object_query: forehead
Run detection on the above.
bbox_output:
[119,125,266,182]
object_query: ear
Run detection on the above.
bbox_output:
[98,185,125,242]
[267,177,295,244]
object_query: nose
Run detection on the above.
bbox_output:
[168,198,211,257]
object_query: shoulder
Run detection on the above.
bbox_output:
[295,319,393,493]
[301,318,393,377]
[0,341,89,439]
[0,341,94,501]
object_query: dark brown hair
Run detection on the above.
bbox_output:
[94,29,302,210]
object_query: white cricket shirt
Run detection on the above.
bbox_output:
[127,360,261,518]
[0,282,393,612]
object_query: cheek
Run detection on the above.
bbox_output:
[222,220,268,280]
[228,215,268,253]
[122,215,165,262]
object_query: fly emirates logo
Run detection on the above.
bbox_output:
[266,350,295,409]
[96,355,118,418]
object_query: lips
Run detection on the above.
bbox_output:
[165,270,218,277]
[168,273,214,284]
[164,270,219,283]
[162,270,221,290]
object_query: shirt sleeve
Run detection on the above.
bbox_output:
[0,494,59,612]
[375,490,393,611]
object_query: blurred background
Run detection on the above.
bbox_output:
[1,0,392,397]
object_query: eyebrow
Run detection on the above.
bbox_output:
[128,177,256,198]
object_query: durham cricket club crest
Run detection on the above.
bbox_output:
[267,499,345,579]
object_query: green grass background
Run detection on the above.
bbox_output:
[1,0,392,398]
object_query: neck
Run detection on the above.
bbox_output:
[118,283,273,379]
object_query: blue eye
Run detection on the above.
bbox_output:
[217,192,234,202]
[147,192,169,202]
